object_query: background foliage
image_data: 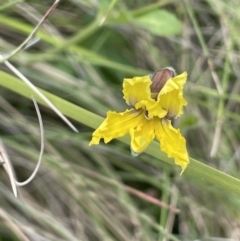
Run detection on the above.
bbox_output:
[0,0,240,240]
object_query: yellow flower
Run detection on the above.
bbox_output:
[89,68,189,174]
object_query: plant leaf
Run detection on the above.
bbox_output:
[134,10,182,36]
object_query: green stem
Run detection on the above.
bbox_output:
[0,15,146,75]
[159,173,170,241]
[216,25,231,119]
[1,71,240,196]
[0,0,23,11]
[47,18,101,55]
[36,0,119,56]
[184,0,209,56]
[187,83,240,103]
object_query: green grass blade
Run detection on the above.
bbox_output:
[1,70,240,196]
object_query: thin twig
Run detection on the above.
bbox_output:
[210,118,223,158]
[15,96,44,186]
[0,209,30,241]
[1,96,45,196]
[0,0,60,63]
[0,0,77,132]
[125,185,180,213]
[0,141,17,197]
[24,37,40,50]
[77,165,180,213]
[4,60,78,132]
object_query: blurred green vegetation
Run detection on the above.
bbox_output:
[0,0,240,240]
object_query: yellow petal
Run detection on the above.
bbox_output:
[123,76,152,107]
[89,109,143,145]
[143,100,168,119]
[172,71,188,89]
[157,72,188,118]
[144,72,187,119]
[160,71,187,95]
[155,119,189,174]
[130,115,157,154]
[158,89,187,118]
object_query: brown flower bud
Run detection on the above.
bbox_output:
[150,67,176,99]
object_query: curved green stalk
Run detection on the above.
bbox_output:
[0,70,240,195]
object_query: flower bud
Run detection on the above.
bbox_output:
[150,67,176,99]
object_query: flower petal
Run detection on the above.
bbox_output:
[158,72,188,118]
[123,75,169,119]
[143,100,168,119]
[130,115,157,154]
[172,71,188,89]
[155,119,189,174]
[123,76,152,107]
[89,109,143,145]
[160,71,187,95]
[158,89,187,118]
